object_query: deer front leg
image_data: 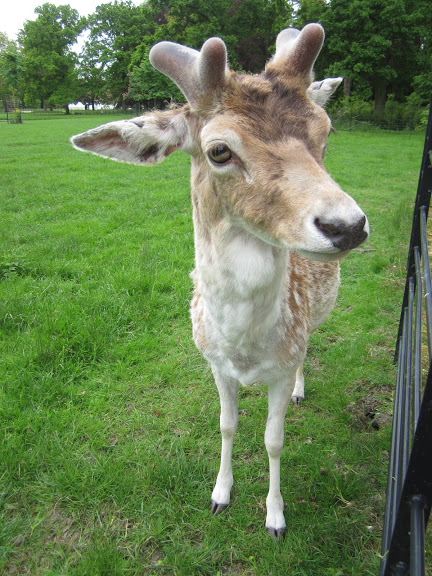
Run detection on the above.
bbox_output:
[265,373,296,540]
[210,366,239,515]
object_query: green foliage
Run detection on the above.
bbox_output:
[18,3,85,108]
[317,0,423,110]
[327,95,429,131]
[12,108,22,123]
[294,0,327,30]
[0,33,25,103]
[295,0,431,110]
[79,1,155,104]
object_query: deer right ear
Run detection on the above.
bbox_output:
[307,77,343,107]
[70,108,194,166]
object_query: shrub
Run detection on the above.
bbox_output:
[9,108,22,124]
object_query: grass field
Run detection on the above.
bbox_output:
[0,116,428,575]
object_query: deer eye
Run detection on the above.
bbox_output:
[208,144,232,164]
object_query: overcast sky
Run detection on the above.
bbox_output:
[2,1,136,41]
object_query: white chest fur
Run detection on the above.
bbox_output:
[191,225,307,386]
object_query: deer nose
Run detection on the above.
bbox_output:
[315,215,368,251]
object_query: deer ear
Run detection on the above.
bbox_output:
[307,77,343,107]
[70,108,193,166]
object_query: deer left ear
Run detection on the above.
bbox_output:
[70,108,193,166]
[307,77,343,107]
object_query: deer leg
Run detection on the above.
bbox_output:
[265,373,296,540]
[291,364,305,404]
[210,366,239,515]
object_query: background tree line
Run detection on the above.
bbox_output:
[0,0,431,116]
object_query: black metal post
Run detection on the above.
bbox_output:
[410,495,425,576]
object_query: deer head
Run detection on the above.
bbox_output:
[71,24,368,262]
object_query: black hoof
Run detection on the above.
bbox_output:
[291,395,303,406]
[210,500,229,515]
[266,527,285,542]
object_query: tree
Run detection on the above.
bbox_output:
[410,0,432,105]
[77,38,109,109]
[80,1,155,106]
[319,0,425,111]
[19,3,85,111]
[0,33,25,108]
[223,0,293,71]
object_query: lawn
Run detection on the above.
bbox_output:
[0,116,427,575]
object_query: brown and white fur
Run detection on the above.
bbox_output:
[71,24,369,540]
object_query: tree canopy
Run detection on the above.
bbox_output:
[18,3,85,109]
[0,0,430,111]
[0,32,24,106]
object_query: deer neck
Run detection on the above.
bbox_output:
[190,172,289,348]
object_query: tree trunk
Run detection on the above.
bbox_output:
[65,104,70,115]
[374,81,387,115]
[343,77,352,99]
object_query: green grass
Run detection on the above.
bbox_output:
[0,116,428,575]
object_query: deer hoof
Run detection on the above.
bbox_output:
[266,526,285,542]
[291,395,303,405]
[210,500,229,515]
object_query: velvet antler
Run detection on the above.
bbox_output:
[269,23,325,83]
[149,37,228,108]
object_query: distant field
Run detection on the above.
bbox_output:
[0,116,429,575]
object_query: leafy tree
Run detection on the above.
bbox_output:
[0,33,25,107]
[19,3,85,111]
[77,38,109,108]
[410,0,432,105]
[224,0,293,70]
[318,0,426,111]
[80,1,155,106]
[293,0,327,29]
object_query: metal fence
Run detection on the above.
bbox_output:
[379,103,432,575]
[0,101,167,122]
[1,100,429,131]
[328,103,429,132]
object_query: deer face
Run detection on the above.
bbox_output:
[195,74,367,261]
[71,24,368,261]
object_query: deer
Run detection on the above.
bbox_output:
[71,23,369,540]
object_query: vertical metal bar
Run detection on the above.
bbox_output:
[413,247,422,432]
[420,206,432,358]
[396,311,408,508]
[410,495,425,576]
[401,278,414,477]
[394,562,409,576]
[380,311,407,575]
